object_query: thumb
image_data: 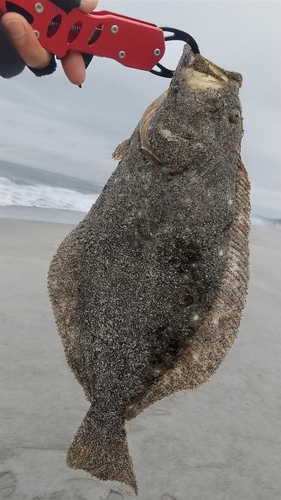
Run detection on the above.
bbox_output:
[79,0,99,14]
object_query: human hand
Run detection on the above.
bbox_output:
[1,0,99,84]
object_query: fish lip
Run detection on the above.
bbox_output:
[178,43,197,71]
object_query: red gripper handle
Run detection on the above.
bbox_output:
[0,0,166,71]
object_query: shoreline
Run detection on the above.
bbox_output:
[0,205,87,225]
[1,204,280,227]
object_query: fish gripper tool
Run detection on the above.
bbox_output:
[0,0,200,77]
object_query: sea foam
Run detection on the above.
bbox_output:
[0,176,98,212]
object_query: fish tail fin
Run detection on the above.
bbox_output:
[66,412,138,495]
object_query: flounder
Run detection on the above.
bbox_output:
[48,44,250,494]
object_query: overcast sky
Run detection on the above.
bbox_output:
[0,1,280,218]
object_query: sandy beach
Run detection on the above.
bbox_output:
[0,215,280,500]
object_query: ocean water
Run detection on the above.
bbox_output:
[0,160,103,212]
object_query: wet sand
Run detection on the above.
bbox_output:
[0,217,280,500]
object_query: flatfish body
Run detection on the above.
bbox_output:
[48,44,250,494]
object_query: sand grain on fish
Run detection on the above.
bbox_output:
[48,44,250,494]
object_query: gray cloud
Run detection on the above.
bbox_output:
[1,1,280,217]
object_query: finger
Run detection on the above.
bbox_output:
[1,12,52,69]
[61,1,98,84]
[61,50,86,85]
[79,0,99,14]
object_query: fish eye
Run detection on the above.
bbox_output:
[229,108,241,123]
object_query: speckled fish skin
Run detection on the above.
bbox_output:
[48,44,250,494]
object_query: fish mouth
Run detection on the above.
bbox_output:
[184,54,242,90]
[185,57,230,90]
